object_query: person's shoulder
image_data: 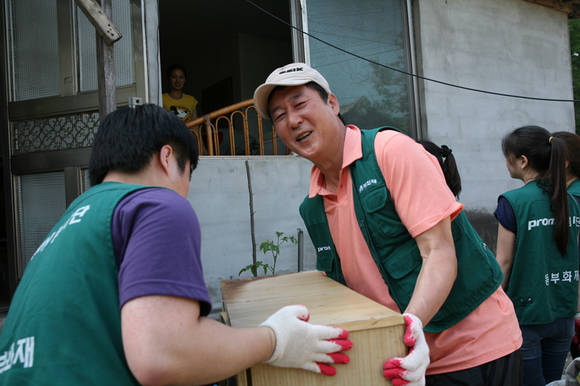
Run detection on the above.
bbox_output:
[375,128,407,141]
[120,188,194,216]
[374,129,427,164]
[501,182,539,202]
[182,93,197,103]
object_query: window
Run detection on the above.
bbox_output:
[304,0,413,133]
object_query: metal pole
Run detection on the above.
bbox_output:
[297,227,304,272]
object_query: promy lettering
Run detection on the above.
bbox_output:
[31,205,91,260]
[0,336,35,374]
[528,217,554,231]
[528,215,580,231]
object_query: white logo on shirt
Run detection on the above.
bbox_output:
[359,179,378,193]
[0,336,35,373]
[31,205,91,260]
[528,216,580,231]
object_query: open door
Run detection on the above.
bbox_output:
[0,0,157,305]
[158,0,294,155]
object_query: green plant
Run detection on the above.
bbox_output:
[239,231,297,277]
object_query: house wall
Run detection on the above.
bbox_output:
[187,156,317,309]
[189,0,577,309]
[415,0,575,223]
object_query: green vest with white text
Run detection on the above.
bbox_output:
[501,181,580,325]
[300,127,503,333]
[0,182,148,385]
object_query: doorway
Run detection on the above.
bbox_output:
[158,0,293,154]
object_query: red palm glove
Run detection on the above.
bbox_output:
[383,313,430,386]
[260,305,353,375]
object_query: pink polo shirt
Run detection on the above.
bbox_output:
[309,125,522,374]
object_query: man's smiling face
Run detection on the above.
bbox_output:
[268,84,341,162]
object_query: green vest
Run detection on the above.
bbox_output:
[300,127,503,333]
[569,179,580,198]
[501,181,580,325]
[0,182,147,385]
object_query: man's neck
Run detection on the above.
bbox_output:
[315,124,346,193]
[103,168,158,187]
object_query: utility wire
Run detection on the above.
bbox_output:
[245,0,580,103]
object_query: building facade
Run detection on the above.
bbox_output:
[0,0,577,310]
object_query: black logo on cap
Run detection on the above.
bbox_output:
[279,67,303,74]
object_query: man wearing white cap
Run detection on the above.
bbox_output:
[254,63,523,385]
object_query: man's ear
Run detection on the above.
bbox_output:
[519,155,529,169]
[328,93,340,115]
[158,144,174,175]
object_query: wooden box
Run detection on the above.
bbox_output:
[221,271,406,386]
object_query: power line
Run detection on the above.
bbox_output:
[245,0,580,103]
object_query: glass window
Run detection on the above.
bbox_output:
[306,0,411,132]
[77,0,134,92]
[10,0,60,101]
[18,172,66,269]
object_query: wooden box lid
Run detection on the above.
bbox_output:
[221,271,403,331]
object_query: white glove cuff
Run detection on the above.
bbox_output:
[260,323,284,364]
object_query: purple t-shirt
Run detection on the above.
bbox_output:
[111,188,211,316]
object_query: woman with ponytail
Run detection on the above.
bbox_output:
[419,141,462,197]
[495,126,580,386]
[552,131,580,362]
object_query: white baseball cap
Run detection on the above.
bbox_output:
[253,63,331,119]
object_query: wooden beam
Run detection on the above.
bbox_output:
[95,0,116,119]
[74,0,121,44]
[523,0,574,14]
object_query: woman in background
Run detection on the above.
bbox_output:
[162,64,199,123]
[495,126,580,386]
[553,131,580,361]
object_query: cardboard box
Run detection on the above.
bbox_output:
[221,271,406,385]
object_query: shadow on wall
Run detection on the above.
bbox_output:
[465,210,498,255]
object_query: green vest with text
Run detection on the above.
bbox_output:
[0,182,147,385]
[501,181,580,325]
[300,127,503,333]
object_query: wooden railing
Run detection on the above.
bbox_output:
[186,99,285,156]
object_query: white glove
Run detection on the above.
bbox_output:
[383,313,430,386]
[260,305,352,376]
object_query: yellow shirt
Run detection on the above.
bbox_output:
[162,93,198,122]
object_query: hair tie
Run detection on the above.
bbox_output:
[548,136,553,144]
[440,145,452,157]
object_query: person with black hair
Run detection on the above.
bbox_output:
[553,131,580,203]
[162,64,199,123]
[254,63,523,386]
[418,141,462,198]
[552,131,580,363]
[495,126,580,386]
[0,104,352,385]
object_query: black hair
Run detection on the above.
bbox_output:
[166,63,187,80]
[553,131,580,179]
[88,104,198,186]
[501,125,570,255]
[419,140,462,197]
[267,82,346,124]
[304,82,346,125]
